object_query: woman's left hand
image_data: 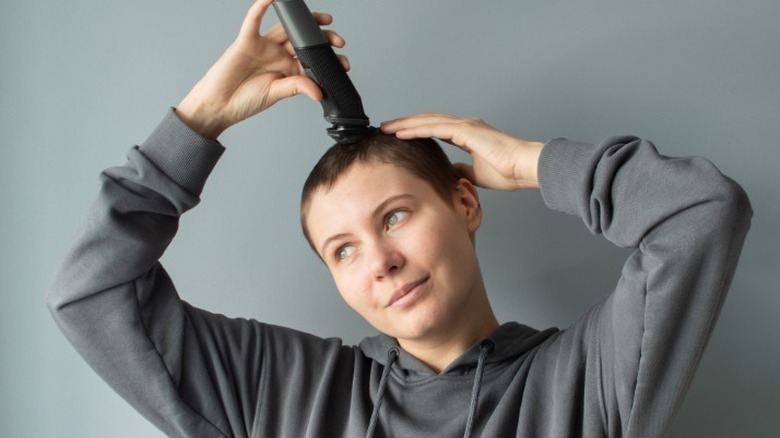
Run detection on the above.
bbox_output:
[381,113,544,191]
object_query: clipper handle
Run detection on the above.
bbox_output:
[272,0,371,138]
[294,43,369,126]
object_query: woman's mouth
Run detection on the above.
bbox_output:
[386,276,430,308]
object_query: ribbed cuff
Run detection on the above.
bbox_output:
[138,108,226,196]
[538,137,596,216]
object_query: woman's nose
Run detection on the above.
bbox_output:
[368,240,404,280]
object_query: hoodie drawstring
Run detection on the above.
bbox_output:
[365,341,494,438]
[463,340,494,438]
[366,348,399,438]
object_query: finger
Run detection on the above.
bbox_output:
[392,123,462,145]
[239,0,273,39]
[323,30,346,48]
[382,112,456,124]
[312,12,334,26]
[380,113,460,133]
[337,54,351,72]
[381,116,463,141]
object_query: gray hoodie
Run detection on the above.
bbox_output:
[47,109,751,437]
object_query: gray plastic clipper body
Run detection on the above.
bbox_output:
[273,0,327,47]
[272,0,375,143]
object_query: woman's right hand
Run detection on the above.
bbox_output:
[176,0,348,139]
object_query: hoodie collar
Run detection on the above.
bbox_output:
[358,322,558,377]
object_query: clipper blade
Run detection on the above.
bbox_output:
[327,124,378,144]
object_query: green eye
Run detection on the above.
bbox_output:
[336,244,355,261]
[386,210,408,227]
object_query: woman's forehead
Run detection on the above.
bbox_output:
[304,162,437,234]
[309,161,428,211]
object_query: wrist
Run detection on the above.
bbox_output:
[175,97,227,140]
[515,140,544,190]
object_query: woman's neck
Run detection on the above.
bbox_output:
[398,295,499,373]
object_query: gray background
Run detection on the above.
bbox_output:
[1,0,778,436]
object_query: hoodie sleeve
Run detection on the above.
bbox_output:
[46,109,259,437]
[536,136,751,437]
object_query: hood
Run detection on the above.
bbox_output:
[359,322,559,438]
[358,322,558,378]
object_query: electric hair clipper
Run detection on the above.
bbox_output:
[273,0,376,144]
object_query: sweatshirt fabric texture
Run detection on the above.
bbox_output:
[47,109,752,438]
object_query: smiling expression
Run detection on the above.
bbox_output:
[304,159,486,343]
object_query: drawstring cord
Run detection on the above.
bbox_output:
[365,341,494,438]
[463,340,494,438]
[365,348,399,438]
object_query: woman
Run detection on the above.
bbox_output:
[47,0,751,436]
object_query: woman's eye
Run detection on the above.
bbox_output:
[386,210,408,227]
[336,244,355,261]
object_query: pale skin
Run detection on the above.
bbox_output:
[305,161,497,371]
[178,0,545,372]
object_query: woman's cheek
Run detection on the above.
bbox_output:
[335,270,371,311]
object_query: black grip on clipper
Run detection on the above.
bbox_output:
[296,43,369,126]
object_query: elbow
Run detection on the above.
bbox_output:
[45,268,80,326]
[45,283,69,324]
[717,177,753,236]
[689,155,753,240]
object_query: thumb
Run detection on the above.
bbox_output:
[267,76,323,106]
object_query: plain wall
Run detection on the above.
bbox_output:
[1,0,778,436]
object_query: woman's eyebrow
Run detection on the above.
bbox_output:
[370,194,416,218]
[320,233,350,256]
[319,194,417,254]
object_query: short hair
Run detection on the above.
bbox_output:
[300,133,460,252]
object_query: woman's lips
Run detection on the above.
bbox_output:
[387,276,430,308]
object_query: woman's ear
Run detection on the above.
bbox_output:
[453,178,482,235]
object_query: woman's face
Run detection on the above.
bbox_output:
[304,159,484,343]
